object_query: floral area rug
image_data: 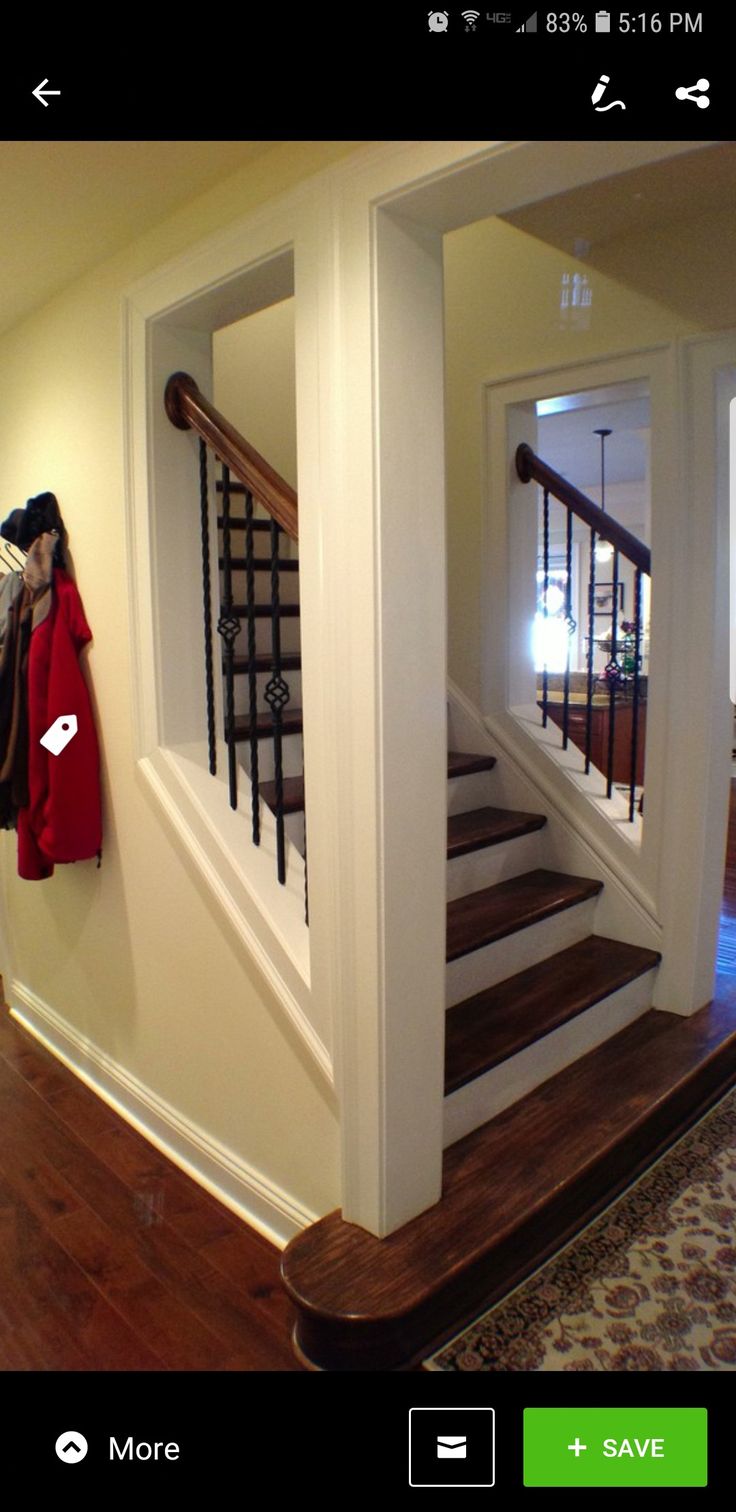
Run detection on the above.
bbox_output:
[426,1084,736,1372]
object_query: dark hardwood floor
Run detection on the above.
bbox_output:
[2,780,734,1372]
[0,1011,301,1371]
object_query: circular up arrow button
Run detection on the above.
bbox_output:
[55,1432,89,1464]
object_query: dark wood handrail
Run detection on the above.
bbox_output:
[516,442,651,576]
[165,372,298,541]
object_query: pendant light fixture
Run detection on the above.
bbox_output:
[593,426,614,564]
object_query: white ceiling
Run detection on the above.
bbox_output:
[538,386,650,490]
[0,140,277,336]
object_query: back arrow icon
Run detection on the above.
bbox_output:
[33,79,61,106]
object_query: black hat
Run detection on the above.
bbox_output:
[1,492,66,567]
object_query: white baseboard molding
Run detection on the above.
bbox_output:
[9,979,317,1250]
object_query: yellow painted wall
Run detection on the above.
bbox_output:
[214,300,297,490]
[0,142,360,1231]
[444,205,736,704]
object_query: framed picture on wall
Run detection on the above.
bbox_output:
[594,582,625,617]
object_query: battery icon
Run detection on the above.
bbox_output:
[595,9,611,29]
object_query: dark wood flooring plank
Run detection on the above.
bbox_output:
[0,1015,299,1370]
[0,1187,166,1370]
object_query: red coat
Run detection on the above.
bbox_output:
[18,568,102,880]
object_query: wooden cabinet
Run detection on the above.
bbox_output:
[542,698,647,788]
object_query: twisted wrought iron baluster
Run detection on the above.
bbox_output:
[542,488,550,728]
[629,568,643,822]
[303,806,309,926]
[217,463,241,809]
[605,548,622,800]
[585,526,596,774]
[244,489,260,846]
[562,506,576,751]
[264,519,290,884]
[199,440,217,776]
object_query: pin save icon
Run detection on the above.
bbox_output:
[40,714,78,756]
[55,1431,88,1463]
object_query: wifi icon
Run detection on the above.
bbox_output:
[462,8,480,27]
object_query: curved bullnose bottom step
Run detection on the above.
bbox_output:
[281,996,736,1371]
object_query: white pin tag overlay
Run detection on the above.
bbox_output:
[40,714,78,756]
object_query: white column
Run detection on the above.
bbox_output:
[300,182,447,1236]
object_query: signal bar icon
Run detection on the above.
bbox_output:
[516,10,538,29]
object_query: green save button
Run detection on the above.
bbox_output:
[524,1407,707,1488]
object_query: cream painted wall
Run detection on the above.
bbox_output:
[444,205,736,706]
[214,300,297,490]
[0,141,361,1232]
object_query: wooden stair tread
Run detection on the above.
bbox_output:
[226,710,303,741]
[231,602,299,618]
[260,777,305,815]
[447,806,546,857]
[447,750,496,779]
[445,935,661,1094]
[281,994,736,1368]
[217,514,273,530]
[229,653,301,675]
[219,556,299,571]
[446,869,603,962]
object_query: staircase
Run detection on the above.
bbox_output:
[281,745,736,1370]
[441,749,659,1148]
[165,375,736,1371]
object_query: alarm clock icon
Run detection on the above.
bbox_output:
[428,11,449,30]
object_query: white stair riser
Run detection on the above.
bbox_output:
[447,770,497,816]
[446,898,598,1008]
[240,734,304,786]
[447,831,544,901]
[443,968,658,1148]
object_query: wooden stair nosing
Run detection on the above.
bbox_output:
[219,556,299,572]
[231,602,299,618]
[447,806,546,858]
[256,761,500,811]
[281,994,736,1370]
[446,869,604,962]
[217,514,273,529]
[447,751,496,779]
[228,653,301,676]
[226,710,303,742]
[216,482,289,504]
[260,777,306,816]
[444,934,662,1095]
